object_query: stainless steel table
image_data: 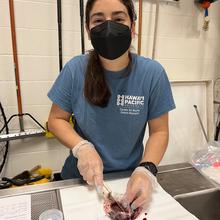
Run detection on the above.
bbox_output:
[0,163,216,220]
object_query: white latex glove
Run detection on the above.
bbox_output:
[72,140,103,187]
[123,167,158,210]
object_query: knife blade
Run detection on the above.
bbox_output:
[102,183,126,213]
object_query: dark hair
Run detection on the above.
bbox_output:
[84,0,136,107]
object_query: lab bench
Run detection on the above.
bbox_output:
[0,163,217,220]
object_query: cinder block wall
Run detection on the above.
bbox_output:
[0,0,219,177]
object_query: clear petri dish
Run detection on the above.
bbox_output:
[39,209,63,220]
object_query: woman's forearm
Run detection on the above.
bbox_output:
[141,130,168,165]
[48,118,84,150]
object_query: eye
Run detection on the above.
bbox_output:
[114,18,125,23]
[93,19,104,25]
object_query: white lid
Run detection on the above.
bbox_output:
[39,209,63,220]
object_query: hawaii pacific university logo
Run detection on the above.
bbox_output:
[117,94,145,115]
[117,95,125,106]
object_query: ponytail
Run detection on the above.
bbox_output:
[84,50,111,107]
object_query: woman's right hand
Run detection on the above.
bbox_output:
[76,145,103,187]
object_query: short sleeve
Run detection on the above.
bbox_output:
[48,63,73,113]
[147,70,175,120]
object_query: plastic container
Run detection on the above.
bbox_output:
[191,141,220,187]
[39,209,63,220]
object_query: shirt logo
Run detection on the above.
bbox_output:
[117,95,144,107]
[117,94,145,115]
[117,95,125,106]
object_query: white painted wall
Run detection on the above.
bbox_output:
[0,0,220,177]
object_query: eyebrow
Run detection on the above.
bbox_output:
[90,11,127,19]
[112,11,127,17]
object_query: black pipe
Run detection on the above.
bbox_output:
[214,120,220,141]
[57,0,63,71]
[79,0,85,54]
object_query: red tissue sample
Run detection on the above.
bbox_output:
[104,196,144,220]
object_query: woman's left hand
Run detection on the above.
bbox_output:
[123,169,156,210]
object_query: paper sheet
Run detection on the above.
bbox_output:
[0,194,31,220]
[60,178,199,220]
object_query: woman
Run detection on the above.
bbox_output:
[48,0,175,210]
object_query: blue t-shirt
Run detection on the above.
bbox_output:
[48,53,175,179]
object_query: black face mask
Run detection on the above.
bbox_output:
[90,20,132,60]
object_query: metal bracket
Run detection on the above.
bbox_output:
[0,113,45,142]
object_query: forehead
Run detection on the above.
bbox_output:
[90,0,128,16]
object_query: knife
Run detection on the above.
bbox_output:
[102,183,126,213]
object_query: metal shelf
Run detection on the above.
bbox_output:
[0,130,45,142]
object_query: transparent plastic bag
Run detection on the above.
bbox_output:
[191,141,220,186]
